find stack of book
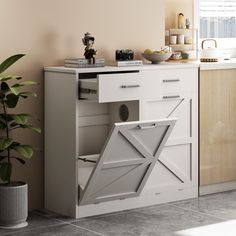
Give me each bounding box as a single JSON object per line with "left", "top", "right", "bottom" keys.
{"left": 64, "top": 58, "right": 105, "bottom": 68}
{"left": 114, "top": 60, "right": 143, "bottom": 67}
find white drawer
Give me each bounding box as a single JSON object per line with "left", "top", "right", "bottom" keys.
{"left": 161, "top": 68, "right": 197, "bottom": 94}
{"left": 143, "top": 68, "right": 197, "bottom": 99}
{"left": 79, "top": 72, "right": 143, "bottom": 103}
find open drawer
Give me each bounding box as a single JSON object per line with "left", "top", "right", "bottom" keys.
{"left": 78, "top": 118, "right": 176, "bottom": 205}
{"left": 79, "top": 72, "right": 142, "bottom": 103}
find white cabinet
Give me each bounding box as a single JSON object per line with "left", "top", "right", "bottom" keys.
{"left": 44, "top": 65, "right": 198, "bottom": 218}
{"left": 141, "top": 68, "right": 198, "bottom": 193}
{"left": 141, "top": 95, "right": 198, "bottom": 191}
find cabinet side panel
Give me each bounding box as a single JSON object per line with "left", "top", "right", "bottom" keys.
{"left": 44, "top": 71, "right": 77, "bottom": 217}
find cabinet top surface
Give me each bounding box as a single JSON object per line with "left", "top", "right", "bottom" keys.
{"left": 200, "top": 58, "right": 236, "bottom": 71}
{"left": 44, "top": 63, "right": 199, "bottom": 74}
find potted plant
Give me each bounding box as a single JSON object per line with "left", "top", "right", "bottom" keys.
{"left": 0, "top": 54, "right": 41, "bottom": 229}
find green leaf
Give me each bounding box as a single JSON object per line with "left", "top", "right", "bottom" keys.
{"left": 16, "top": 124, "right": 41, "bottom": 133}
{"left": 9, "top": 114, "right": 29, "bottom": 125}
{"left": 13, "top": 145, "right": 33, "bottom": 159}
{"left": 0, "top": 54, "right": 25, "bottom": 74}
{"left": 1, "top": 82, "right": 9, "bottom": 92}
{"left": 10, "top": 86, "right": 21, "bottom": 95}
{"left": 0, "top": 138, "right": 13, "bottom": 150}
{"left": 0, "top": 114, "right": 13, "bottom": 122}
{"left": 0, "top": 121, "right": 6, "bottom": 129}
{"left": 19, "top": 92, "right": 37, "bottom": 98}
{"left": 10, "top": 141, "right": 20, "bottom": 147}
{"left": 0, "top": 162, "right": 12, "bottom": 182}
{"left": 0, "top": 75, "right": 22, "bottom": 82}
{"left": 0, "top": 156, "right": 7, "bottom": 162}
{"left": 5, "top": 94, "right": 19, "bottom": 108}
{"left": 12, "top": 81, "right": 38, "bottom": 87}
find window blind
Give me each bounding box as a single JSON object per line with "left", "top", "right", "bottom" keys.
{"left": 200, "top": 0, "right": 236, "bottom": 38}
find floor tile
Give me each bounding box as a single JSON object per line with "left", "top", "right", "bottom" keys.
{"left": 175, "top": 219, "right": 236, "bottom": 236}
{"left": 172, "top": 190, "right": 236, "bottom": 220}
{"left": 33, "top": 209, "right": 77, "bottom": 223}
{"left": 0, "top": 211, "right": 62, "bottom": 235}
{"left": 1, "top": 223, "right": 103, "bottom": 236}
{"left": 72, "top": 204, "right": 222, "bottom": 236}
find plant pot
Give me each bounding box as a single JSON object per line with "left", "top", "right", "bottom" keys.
{"left": 0, "top": 182, "right": 28, "bottom": 229}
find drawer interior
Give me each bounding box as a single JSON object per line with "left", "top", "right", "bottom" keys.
{"left": 79, "top": 79, "right": 97, "bottom": 100}
{"left": 78, "top": 100, "right": 139, "bottom": 157}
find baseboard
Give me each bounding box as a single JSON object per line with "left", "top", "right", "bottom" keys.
{"left": 199, "top": 181, "right": 236, "bottom": 196}
{"left": 76, "top": 187, "right": 198, "bottom": 218}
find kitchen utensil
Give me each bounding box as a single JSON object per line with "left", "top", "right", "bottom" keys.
{"left": 184, "top": 36, "right": 192, "bottom": 44}
{"left": 181, "top": 51, "right": 189, "bottom": 59}
{"left": 170, "top": 35, "right": 177, "bottom": 45}
{"left": 170, "top": 52, "right": 182, "bottom": 60}
{"left": 200, "top": 39, "right": 219, "bottom": 62}
{"left": 178, "top": 13, "right": 185, "bottom": 29}
{"left": 177, "top": 35, "right": 185, "bottom": 44}
{"left": 141, "top": 52, "right": 172, "bottom": 64}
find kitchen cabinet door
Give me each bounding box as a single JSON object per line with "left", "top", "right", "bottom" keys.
{"left": 141, "top": 94, "right": 196, "bottom": 143}
{"left": 200, "top": 69, "right": 236, "bottom": 186}
{"left": 141, "top": 94, "right": 198, "bottom": 191}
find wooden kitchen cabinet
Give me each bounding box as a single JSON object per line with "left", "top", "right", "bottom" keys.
{"left": 44, "top": 65, "right": 198, "bottom": 218}
{"left": 200, "top": 69, "right": 236, "bottom": 192}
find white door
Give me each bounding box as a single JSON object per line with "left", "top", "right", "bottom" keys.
{"left": 79, "top": 118, "right": 176, "bottom": 205}
{"left": 141, "top": 93, "right": 198, "bottom": 192}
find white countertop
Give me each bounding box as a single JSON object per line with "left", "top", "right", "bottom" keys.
{"left": 200, "top": 58, "right": 236, "bottom": 70}
{"left": 44, "top": 62, "right": 199, "bottom": 74}
{"left": 44, "top": 58, "right": 236, "bottom": 73}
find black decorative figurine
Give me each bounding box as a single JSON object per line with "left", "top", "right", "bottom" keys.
{"left": 82, "top": 32, "right": 97, "bottom": 64}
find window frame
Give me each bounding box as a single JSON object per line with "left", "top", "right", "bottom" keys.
{"left": 195, "top": 0, "right": 236, "bottom": 49}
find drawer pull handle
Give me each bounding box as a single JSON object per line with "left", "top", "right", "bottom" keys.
{"left": 163, "top": 79, "right": 180, "bottom": 83}
{"left": 120, "top": 85, "right": 140, "bottom": 89}
{"left": 138, "top": 123, "right": 156, "bottom": 129}
{"left": 163, "top": 95, "right": 180, "bottom": 99}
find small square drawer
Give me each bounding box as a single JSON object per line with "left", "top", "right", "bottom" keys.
{"left": 142, "top": 68, "right": 198, "bottom": 99}
{"left": 160, "top": 68, "right": 197, "bottom": 94}
{"left": 79, "top": 72, "right": 143, "bottom": 103}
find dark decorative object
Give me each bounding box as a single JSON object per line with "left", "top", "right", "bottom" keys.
{"left": 119, "top": 104, "right": 129, "bottom": 121}
{"left": 82, "top": 32, "right": 97, "bottom": 64}
{"left": 115, "top": 49, "right": 134, "bottom": 61}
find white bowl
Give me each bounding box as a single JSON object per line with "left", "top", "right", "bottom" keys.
{"left": 141, "top": 52, "right": 172, "bottom": 64}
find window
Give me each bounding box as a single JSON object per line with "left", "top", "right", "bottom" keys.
{"left": 200, "top": 0, "right": 236, "bottom": 38}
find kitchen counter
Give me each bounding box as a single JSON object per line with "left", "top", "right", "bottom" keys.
{"left": 200, "top": 58, "right": 236, "bottom": 70}
{"left": 165, "top": 58, "right": 236, "bottom": 70}
{"left": 45, "top": 62, "right": 198, "bottom": 74}
{"left": 45, "top": 58, "right": 236, "bottom": 73}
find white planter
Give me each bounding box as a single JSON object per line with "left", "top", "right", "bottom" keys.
{"left": 0, "top": 182, "right": 28, "bottom": 229}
